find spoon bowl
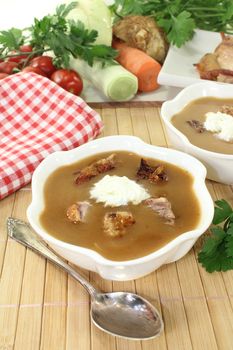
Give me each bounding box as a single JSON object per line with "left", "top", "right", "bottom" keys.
{"left": 92, "top": 291, "right": 163, "bottom": 339}
{"left": 7, "top": 217, "right": 163, "bottom": 340}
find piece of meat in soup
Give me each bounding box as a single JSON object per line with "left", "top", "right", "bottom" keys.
{"left": 103, "top": 211, "right": 135, "bottom": 237}
{"left": 186, "top": 120, "right": 206, "bottom": 133}
{"left": 75, "top": 154, "right": 116, "bottom": 185}
{"left": 137, "top": 159, "right": 168, "bottom": 183}
{"left": 144, "top": 197, "right": 175, "bottom": 225}
{"left": 67, "top": 201, "right": 91, "bottom": 223}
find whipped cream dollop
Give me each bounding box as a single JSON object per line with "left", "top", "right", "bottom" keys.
{"left": 204, "top": 111, "right": 233, "bottom": 142}
{"left": 90, "top": 175, "right": 150, "bottom": 207}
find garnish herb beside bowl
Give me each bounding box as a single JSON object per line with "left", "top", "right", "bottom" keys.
{"left": 198, "top": 199, "right": 233, "bottom": 273}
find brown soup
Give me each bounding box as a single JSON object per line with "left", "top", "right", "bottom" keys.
{"left": 40, "top": 151, "right": 201, "bottom": 261}
{"left": 171, "top": 97, "right": 233, "bottom": 155}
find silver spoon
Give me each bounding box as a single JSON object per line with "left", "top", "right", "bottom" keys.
{"left": 7, "top": 217, "right": 163, "bottom": 340}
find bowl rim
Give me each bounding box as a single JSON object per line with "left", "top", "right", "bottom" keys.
{"left": 161, "top": 81, "right": 233, "bottom": 160}
{"left": 27, "top": 135, "right": 214, "bottom": 266}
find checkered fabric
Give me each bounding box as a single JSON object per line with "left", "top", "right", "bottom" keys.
{"left": 0, "top": 72, "right": 103, "bottom": 200}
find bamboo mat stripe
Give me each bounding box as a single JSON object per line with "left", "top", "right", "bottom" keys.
{"left": 0, "top": 105, "right": 233, "bottom": 350}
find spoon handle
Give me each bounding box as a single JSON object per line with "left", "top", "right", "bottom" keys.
{"left": 7, "top": 217, "right": 97, "bottom": 297}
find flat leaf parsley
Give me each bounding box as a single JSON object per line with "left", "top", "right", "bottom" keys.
{"left": 0, "top": 2, "right": 117, "bottom": 67}
{"left": 198, "top": 199, "right": 233, "bottom": 273}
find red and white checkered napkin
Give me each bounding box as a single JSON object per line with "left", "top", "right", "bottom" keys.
{"left": 0, "top": 72, "right": 103, "bottom": 200}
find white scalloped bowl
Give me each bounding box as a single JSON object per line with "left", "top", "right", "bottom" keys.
{"left": 161, "top": 81, "right": 233, "bottom": 184}
{"left": 27, "top": 136, "right": 214, "bottom": 281}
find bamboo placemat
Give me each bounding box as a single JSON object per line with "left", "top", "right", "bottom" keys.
{"left": 0, "top": 103, "right": 233, "bottom": 350}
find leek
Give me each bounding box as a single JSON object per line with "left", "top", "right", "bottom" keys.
{"left": 70, "top": 58, "right": 138, "bottom": 101}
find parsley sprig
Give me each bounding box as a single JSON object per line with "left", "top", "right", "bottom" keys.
{"left": 198, "top": 199, "right": 233, "bottom": 273}
{"left": 109, "top": 0, "right": 233, "bottom": 47}
{"left": 0, "top": 2, "right": 117, "bottom": 67}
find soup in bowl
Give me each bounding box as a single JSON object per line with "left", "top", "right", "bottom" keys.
{"left": 27, "top": 136, "right": 214, "bottom": 280}
{"left": 161, "top": 81, "right": 233, "bottom": 184}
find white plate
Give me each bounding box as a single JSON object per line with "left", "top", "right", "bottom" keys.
{"left": 82, "top": 81, "right": 181, "bottom": 103}
{"left": 158, "top": 29, "right": 222, "bottom": 88}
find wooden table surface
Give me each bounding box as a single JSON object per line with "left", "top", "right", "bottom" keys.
{"left": 1, "top": 102, "right": 233, "bottom": 350}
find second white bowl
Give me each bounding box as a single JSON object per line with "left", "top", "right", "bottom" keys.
{"left": 161, "top": 81, "right": 233, "bottom": 184}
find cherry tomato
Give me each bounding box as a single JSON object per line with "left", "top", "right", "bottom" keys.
{"left": 8, "top": 45, "right": 33, "bottom": 64}
{"left": 21, "top": 66, "right": 47, "bottom": 77}
{"left": 19, "top": 45, "right": 33, "bottom": 53}
{"left": 29, "top": 56, "right": 56, "bottom": 77}
{"left": 0, "top": 61, "right": 18, "bottom": 74}
{"left": 0, "top": 73, "right": 9, "bottom": 79}
{"left": 51, "top": 69, "right": 83, "bottom": 95}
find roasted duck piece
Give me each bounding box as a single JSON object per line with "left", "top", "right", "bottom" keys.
{"left": 103, "top": 211, "right": 135, "bottom": 237}
{"left": 75, "top": 154, "right": 116, "bottom": 184}
{"left": 66, "top": 201, "right": 91, "bottom": 223}
{"left": 186, "top": 120, "right": 206, "bottom": 133}
{"left": 137, "top": 159, "right": 168, "bottom": 183}
{"left": 220, "top": 105, "right": 233, "bottom": 116}
{"left": 195, "top": 33, "right": 233, "bottom": 83}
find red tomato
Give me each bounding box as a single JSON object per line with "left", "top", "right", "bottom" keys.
{"left": 8, "top": 45, "right": 33, "bottom": 64}
{"left": 29, "top": 56, "right": 56, "bottom": 77}
{"left": 8, "top": 55, "right": 23, "bottom": 64}
{"left": 21, "top": 66, "right": 47, "bottom": 76}
{"left": 19, "top": 45, "right": 33, "bottom": 53}
{"left": 51, "top": 69, "right": 83, "bottom": 95}
{"left": 0, "top": 73, "right": 9, "bottom": 79}
{"left": 0, "top": 61, "right": 18, "bottom": 74}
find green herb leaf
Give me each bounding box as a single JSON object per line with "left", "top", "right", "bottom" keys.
{"left": 0, "top": 28, "right": 24, "bottom": 51}
{"left": 161, "top": 11, "right": 195, "bottom": 47}
{"left": 200, "top": 226, "right": 226, "bottom": 255}
{"left": 226, "top": 238, "right": 233, "bottom": 258}
{"left": 55, "top": 1, "right": 77, "bottom": 18}
{"left": 198, "top": 200, "right": 233, "bottom": 273}
{"left": 213, "top": 199, "right": 233, "bottom": 224}
{"left": 198, "top": 240, "right": 233, "bottom": 272}
{"left": 222, "top": 2, "right": 233, "bottom": 21}
{"left": 110, "top": 0, "right": 144, "bottom": 18}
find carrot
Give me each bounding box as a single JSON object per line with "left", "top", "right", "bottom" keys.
{"left": 112, "top": 40, "right": 161, "bottom": 92}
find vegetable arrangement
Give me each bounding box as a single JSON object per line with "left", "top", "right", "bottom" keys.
{"left": 1, "top": 0, "right": 233, "bottom": 100}
{"left": 198, "top": 200, "right": 233, "bottom": 272}
{"left": 0, "top": 0, "right": 142, "bottom": 100}
{"left": 109, "top": 0, "right": 233, "bottom": 47}
{"left": 0, "top": 1, "right": 117, "bottom": 96}
{"left": 67, "top": 0, "right": 139, "bottom": 101}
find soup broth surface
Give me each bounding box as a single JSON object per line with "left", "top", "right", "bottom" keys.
{"left": 40, "top": 151, "right": 201, "bottom": 261}
{"left": 172, "top": 97, "right": 233, "bottom": 154}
